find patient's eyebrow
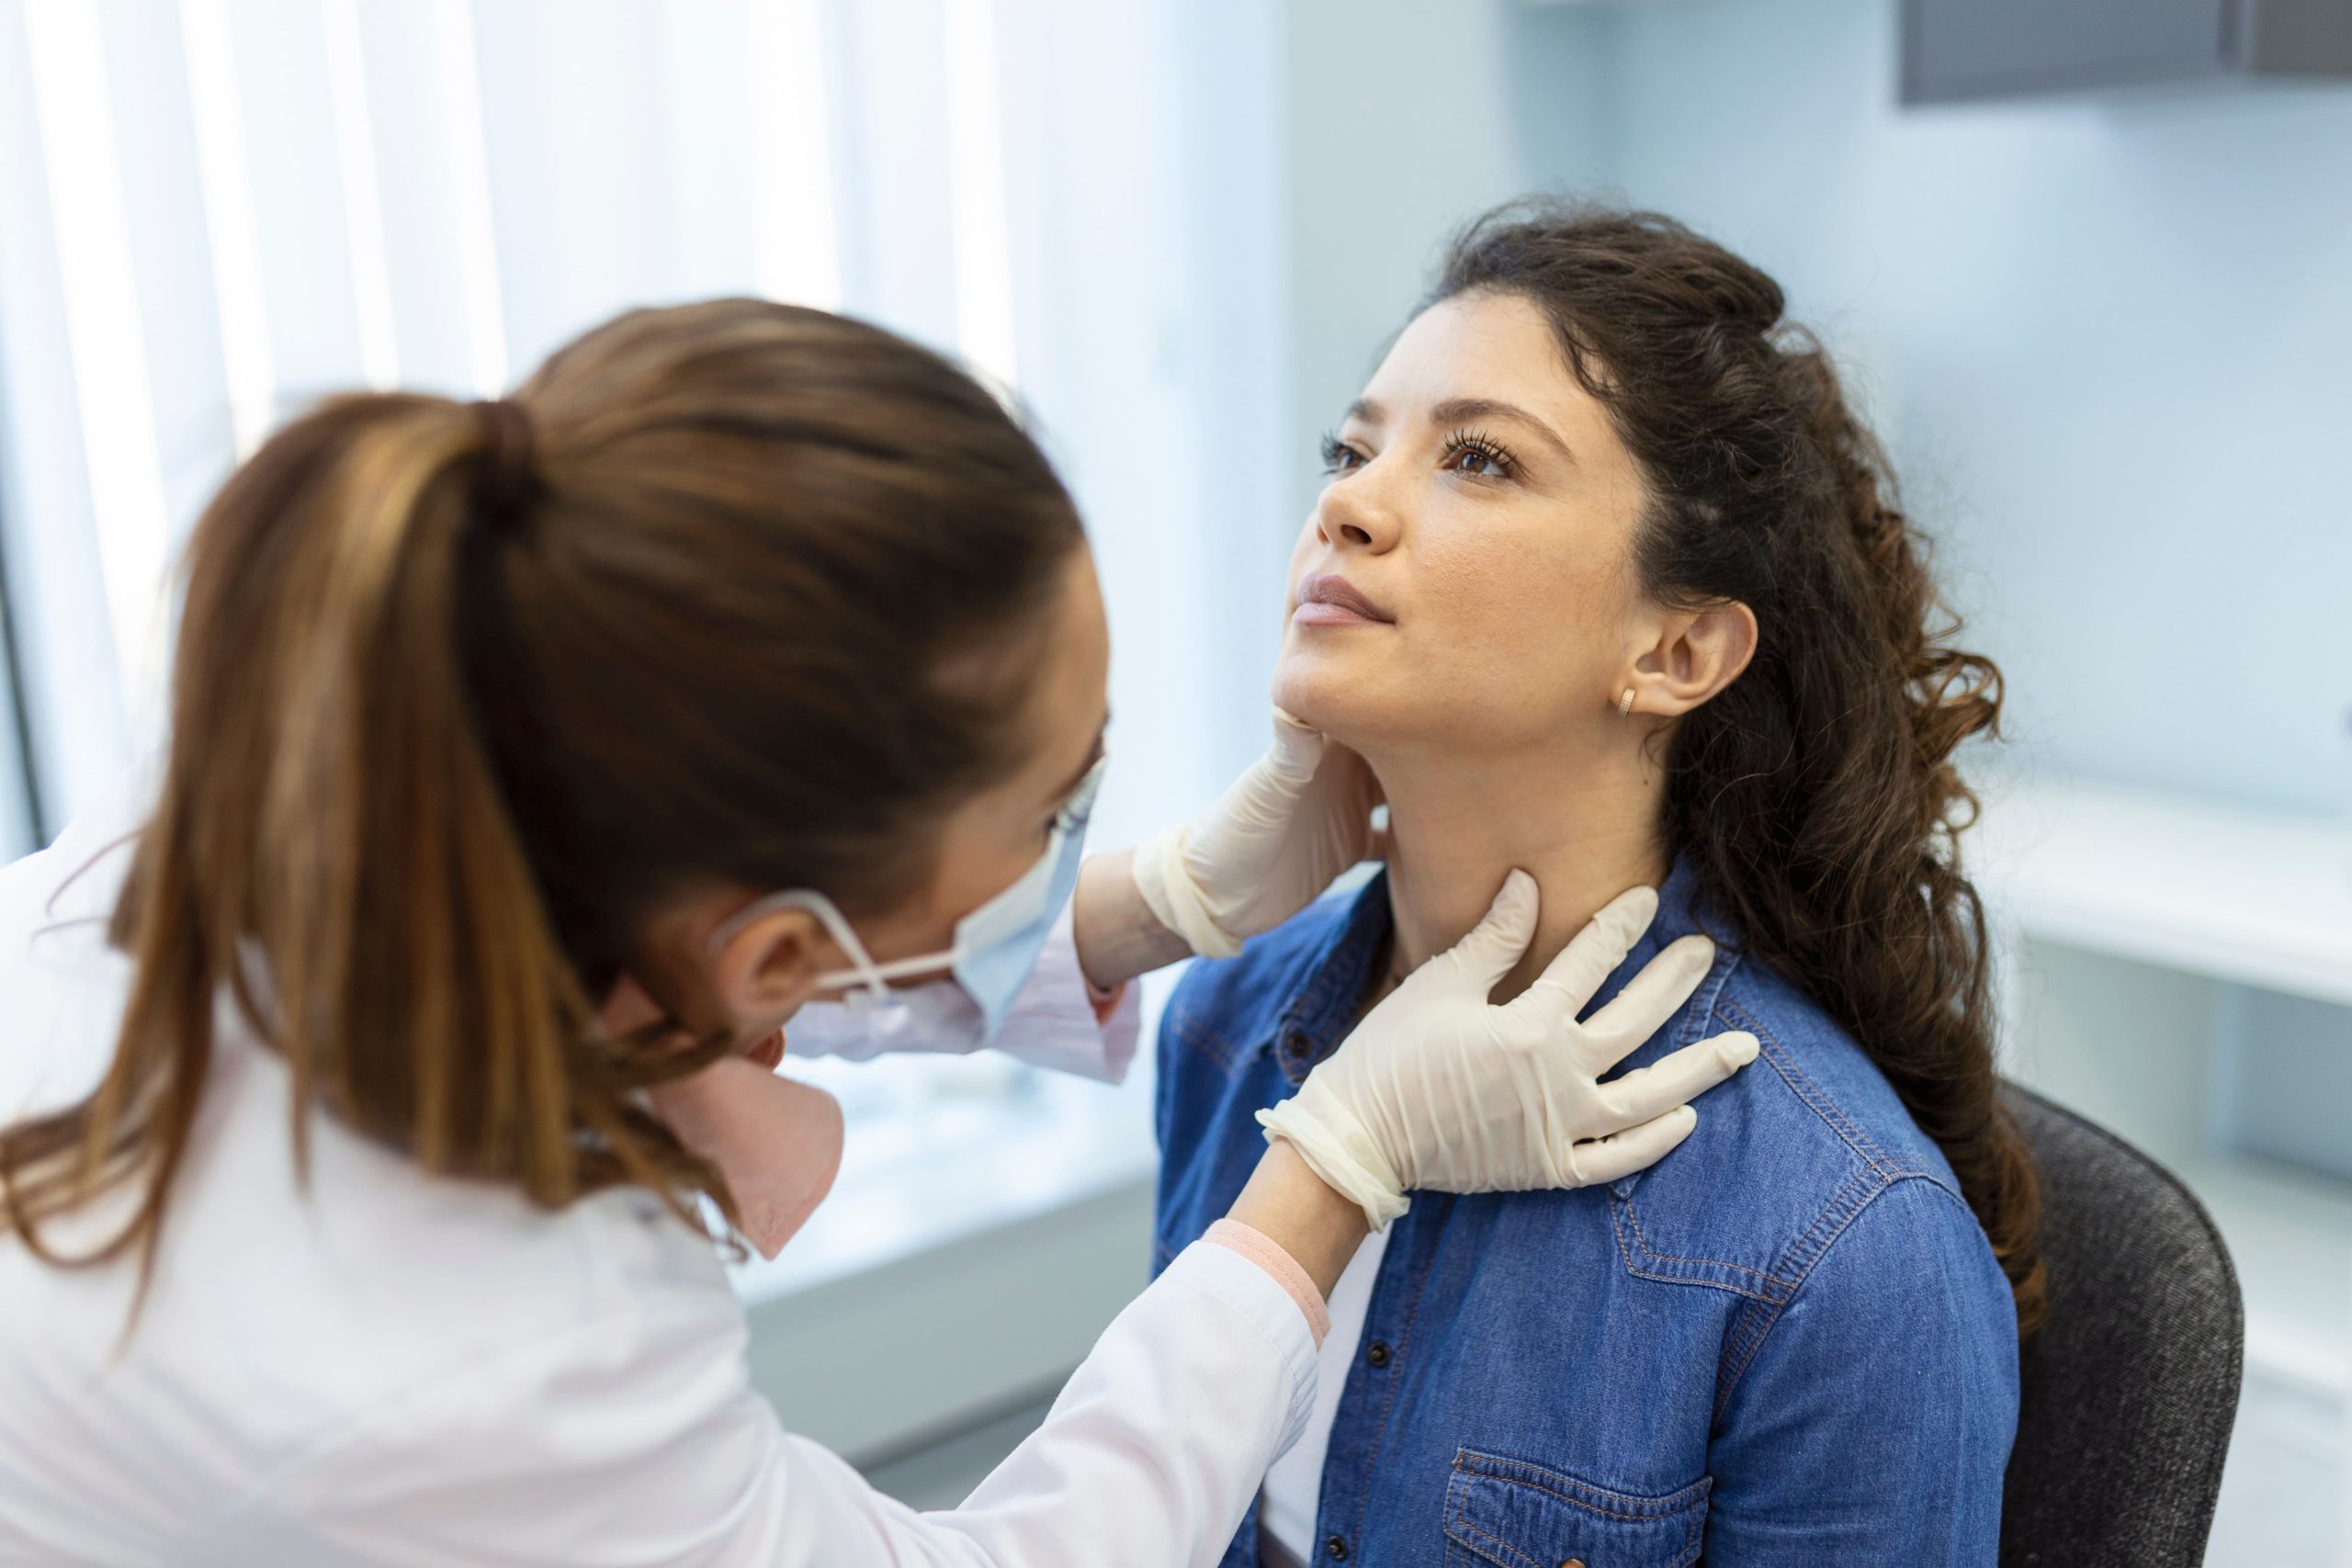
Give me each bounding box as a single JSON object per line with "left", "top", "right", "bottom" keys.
{"left": 1343, "top": 398, "right": 1385, "bottom": 428}
{"left": 1429, "top": 397, "right": 1576, "bottom": 465}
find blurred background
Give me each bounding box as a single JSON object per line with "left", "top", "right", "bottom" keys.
{"left": 0, "top": 0, "right": 2345, "bottom": 1560}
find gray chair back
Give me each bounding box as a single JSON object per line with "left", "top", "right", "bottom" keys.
{"left": 1998, "top": 1084, "right": 2244, "bottom": 1566}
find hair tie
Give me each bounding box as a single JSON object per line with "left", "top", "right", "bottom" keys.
{"left": 470, "top": 398, "right": 541, "bottom": 524}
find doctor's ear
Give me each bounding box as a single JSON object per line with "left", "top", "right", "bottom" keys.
{"left": 708, "top": 906, "right": 836, "bottom": 1025}
{"left": 1622, "top": 600, "right": 1758, "bottom": 720}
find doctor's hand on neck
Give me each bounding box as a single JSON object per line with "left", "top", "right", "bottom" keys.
{"left": 1238, "top": 864, "right": 1758, "bottom": 1295}
{"left": 1073, "top": 706, "right": 1385, "bottom": 990}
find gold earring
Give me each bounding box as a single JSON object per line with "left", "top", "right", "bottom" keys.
{"left": 1617, "top": 687, "right": 1636, "bottom": 720}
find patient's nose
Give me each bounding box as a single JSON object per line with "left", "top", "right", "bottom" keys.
{"left": 1317, "top": 472, "right": 1400, "bottom": 554}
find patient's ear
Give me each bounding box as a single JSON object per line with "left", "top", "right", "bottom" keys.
{"left": 1626, "top": 601, "right": 1758, "bottom": 718}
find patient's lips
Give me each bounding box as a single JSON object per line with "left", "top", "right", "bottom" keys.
{"left": 1295, "top": 574, "right": 1393, "bottom": 626}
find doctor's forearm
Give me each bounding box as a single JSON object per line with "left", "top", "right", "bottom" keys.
{"left": 1072, "top": 849, "right": 1193, "bottom": 990}
{"left": 1226, "top": 1140, "right": 1370, "bottom": 1303}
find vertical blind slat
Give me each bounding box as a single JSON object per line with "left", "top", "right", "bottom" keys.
{"left": 20, "top": 0, "right": 167, "bottom": 760}
{"left": 177, "top": 0, "right": 276, "bottom": 459}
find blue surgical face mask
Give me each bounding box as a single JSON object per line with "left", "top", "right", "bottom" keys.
{"left": 715, "top": 755, "right": 1107, "bottom": 1048}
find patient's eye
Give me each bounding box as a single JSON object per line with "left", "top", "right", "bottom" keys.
{"left": 1440, "top": 428, "right": 1517, "bottom": 481}
{"left": 1318, "top": 432, "right": 1365, "bottom": 476}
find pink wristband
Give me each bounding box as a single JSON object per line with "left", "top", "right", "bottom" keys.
{"left": 1204, "top": 1218, "right": 1330, "bottom": 1348}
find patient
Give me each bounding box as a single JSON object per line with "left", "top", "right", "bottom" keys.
{"left": 1152, "top": 203, "right": 2039, "bottom": 1566}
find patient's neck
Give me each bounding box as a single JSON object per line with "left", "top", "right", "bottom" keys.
{"left": 1374, "top": 735, "right": 1669, "bottom": 1007}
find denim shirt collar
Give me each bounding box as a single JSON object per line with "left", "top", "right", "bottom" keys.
{"left": 1269, "top": 854, "right": 1724, "bottom": 1089}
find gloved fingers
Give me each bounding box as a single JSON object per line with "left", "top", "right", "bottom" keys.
{"left": 1437, "top": 868, "right": 1542, "bottom": 991}
{"left": 1561, "top": 1104, "right": 1698, "bottom": 1187}
{"left": 1264, "top": 706, "right": 1327, "bottom": 787}
{"left": 1195, "top": 711, "right": 1326, "bottom": 851}
{"left": 1577, "top": 934, "right": 1717, "bottom": 1065}
{"left": 1589, "top": 1030, "right": 1759, "bottom": 1127}
{"left": 1501, "top": 885, "right": 1658, "bottom": 1027}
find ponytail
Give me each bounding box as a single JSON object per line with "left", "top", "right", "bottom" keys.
{"left": 2, "top": 299, "right": 1084, "bottom": 1307}
{"left": 3, "top": 396, "right": 724, "bottom": 1303}
{"left": 1433, "top": 204, "right": 2046, "bottom": 1333}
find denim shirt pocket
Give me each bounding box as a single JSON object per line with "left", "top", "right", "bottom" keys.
{"left": 1443, "top": 1449, "right": 1710, "bottom": 1568}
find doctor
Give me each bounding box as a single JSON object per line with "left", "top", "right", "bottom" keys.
{"left": 0, "top": 299, "right": 1754, "bottom": 1566}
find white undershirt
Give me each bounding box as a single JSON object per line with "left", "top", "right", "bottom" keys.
{"left": 1259, "top": 1223, "right": 1393, "bottom": 1565}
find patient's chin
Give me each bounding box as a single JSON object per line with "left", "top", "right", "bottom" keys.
{"left": 1271, "top": 655, "right": 1335, "bottom": 729}
{"left": 1276, "top": 652, "right": 1535, "bottom": 761}
{"left": 1272, "top": 654, "right": 1391, "bottom": 752}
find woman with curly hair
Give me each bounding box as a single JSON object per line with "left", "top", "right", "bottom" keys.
{"left": 1149, "top": 202, "right": 2040, "bottom": 1567}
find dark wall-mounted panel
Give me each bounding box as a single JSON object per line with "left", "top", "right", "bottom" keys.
{"left": 1902, "top": 0, "right": 2352, "bottom": 103}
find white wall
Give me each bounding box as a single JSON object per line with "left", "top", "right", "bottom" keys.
{"left": 994, "top": 0, "right": 1294, "bottom": 828}
{"left": 1384, "top": 0, "right": 2352, "bottom": 816}
{"left": 1278, "top": 0, "right": 1611, "bottom": 524}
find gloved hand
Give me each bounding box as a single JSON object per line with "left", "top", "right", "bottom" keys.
{"left": 1259, "top": 872, "right": 1758, "bottom": 1228}
{"left": 1131, "top": 708, "right": 1381, "bottom": 958}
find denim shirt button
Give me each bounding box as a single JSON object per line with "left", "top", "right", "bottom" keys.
{"left": 1324, "top": 1536, "right": 1349, "bottom": 1561}
{"left": 1364, "top": 1339, "right": 1391, "bottom": 1369}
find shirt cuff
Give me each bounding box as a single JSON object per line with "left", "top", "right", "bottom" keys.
{"left": 1204, "top": 1218, "right": 1330, "bottom": 1348}
{"left": 1159, "top": 1238, "right": 1320, "bottom": 1458}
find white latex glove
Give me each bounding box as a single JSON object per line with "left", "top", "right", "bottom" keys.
{"left": 1259, "top": 872, "right": 1759, "bottom": 1228}
{"left": 1132, "top": 708, "right": 1381, "bottom": 958}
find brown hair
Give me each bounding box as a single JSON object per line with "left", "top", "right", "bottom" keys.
{"left": 0, "top": 299, "right": 1084, "bottom": 1300}
{"left": 1433, "top": 202, "right": 2044, "bottom": 1332}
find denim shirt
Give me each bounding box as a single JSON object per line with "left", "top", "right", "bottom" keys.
{"left": 1152, "top": 859, "right": 2018, "bottom": 1567}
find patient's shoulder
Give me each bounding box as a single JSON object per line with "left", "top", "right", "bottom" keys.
{"left": 1608, "top": 951, "right": 1991, "bottom": 1306}
{"left": 1713, "top": 955, "right": 1955, "bottom": 1178}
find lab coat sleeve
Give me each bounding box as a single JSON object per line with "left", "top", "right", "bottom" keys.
{"left": 782, "top": 907, "right": 1143, "bottom": 1084}
{"left": 192, "top": 1238, "right": 1316, "bottom": 1568}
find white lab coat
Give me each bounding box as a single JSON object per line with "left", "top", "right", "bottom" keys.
{"left": 0, "top": 777, "right": 1317, "bottom": 1566}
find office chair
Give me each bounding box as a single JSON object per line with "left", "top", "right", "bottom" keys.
{"left": 1997, "top": 1083, "right": 2244, "bottom": 1566}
